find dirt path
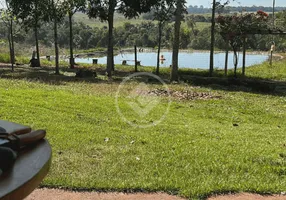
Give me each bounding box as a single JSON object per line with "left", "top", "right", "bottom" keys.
{"left": 25, "top": 189, "right": 286, "bottom": 200}
{"left": 25, "top": 189, "right": 186, "bottom": 200}
{"left": 209, "top": 193, "right": 286, "bottom": 200}
{"left": 0, "top": 63, "right": 11, "bottom": 67}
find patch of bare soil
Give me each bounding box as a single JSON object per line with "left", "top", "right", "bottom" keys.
{"left": 0, "top": 63, "right": 11, "bottom": 67}
{"left": 148, "top": 88, "right": 222, "bottom": 100}
{"left": 25, "top": 189, "right": 186, "bottom": 200}
{"left": 273, "top": 53, "right": 285, "bottom": 60}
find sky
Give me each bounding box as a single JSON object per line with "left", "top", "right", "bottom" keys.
{"left": 187, "top": 0, "right": 285, "bottom": 8}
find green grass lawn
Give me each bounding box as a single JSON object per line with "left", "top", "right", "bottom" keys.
{"left": 0, "top": 61, "right": 286, "bottom": 199}
{"left": 246, "top": 60, "right": 286, "bottom": 81}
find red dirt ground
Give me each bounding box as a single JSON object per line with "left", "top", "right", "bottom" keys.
{"left": 25, "top": 189, "right": 286, "bottom": 200}
{"left": 25, "top": 189, "right": 186, "bottom": 200}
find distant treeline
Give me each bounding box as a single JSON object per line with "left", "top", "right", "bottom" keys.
{"left": 1, "top": 15, "right": 286, "bottom": 53}
{"left": 187, "top": 5, "right": 286, "bottom": 14}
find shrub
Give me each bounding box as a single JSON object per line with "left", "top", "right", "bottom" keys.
{"left": 0, "top": 53, "right": 10, "bottom": 63}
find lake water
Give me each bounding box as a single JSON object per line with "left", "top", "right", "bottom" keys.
{"left": 74, "top": 51, "right": 269, "bottom": 69}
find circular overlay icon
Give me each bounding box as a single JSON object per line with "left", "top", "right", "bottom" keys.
{"left": 115, "top": 72, "right": 171, "bottom": 128}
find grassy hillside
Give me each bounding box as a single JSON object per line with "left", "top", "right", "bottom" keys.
{"left": 74, "top": 12, "right": 149, "bottom": 28}
{"left": 73, "top": 12, "right": 211, "bottom": 30}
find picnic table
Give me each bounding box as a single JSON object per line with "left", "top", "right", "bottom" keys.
{"left": 0, "top": 120, "right": 51, "bottom": 200}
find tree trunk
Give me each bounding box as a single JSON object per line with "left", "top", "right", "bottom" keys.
{"left": 54, "top": 17, "right": 60, "bottom": 75}
{"left": 9, "top": 19, "right": 15, "bottom": 71}
{"left": 242, "top": 36, "right": 246, "bottom": 76}
{"left": 134, "top": 45, "right": 138, "bottom": 72}
{"left": 35, "top": 25, "right": 40, "bottom": 67}
{"left": 7, "top": 32, "right": 13, "bottom": 71}
{"left": 270, "top": 50, "right": 273, "bottom": 66}
{"left": 34, "top": 1, "right": 40, "bottom": 67}
{"left": 156, "top": 22, "right": 163, "bottom": 75}
{"left": 69, "top": 12, "right": 74, "bottom": 69}
{"left": 224, "top": 38, "right": 229, "bottom": 76}
{"left": 209, "top": 0, "right": 216, "bottom": 77}
{"left": 233, "top": 48, "right": 238, "bottom": 78}
{"left": 171, "top": 0, "right": 182, "bottom": 82}
{"left": 106, "top": 10, "right": 114, "bottom": 77}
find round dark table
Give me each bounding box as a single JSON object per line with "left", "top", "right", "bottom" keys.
{"left": 0, "top": 139, "right": 51, "bottom": 200}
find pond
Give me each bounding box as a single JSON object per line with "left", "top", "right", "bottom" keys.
{"left": 74, "top": 51, "right": 269, "bottom": 69}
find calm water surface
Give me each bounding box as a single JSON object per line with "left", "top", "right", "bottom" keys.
{"left": 74, "top": 51, "right": 269, "bottom": 69}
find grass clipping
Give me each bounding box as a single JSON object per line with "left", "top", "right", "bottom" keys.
{"left": 147, "top": 88, "right": 222, "bottom": 100}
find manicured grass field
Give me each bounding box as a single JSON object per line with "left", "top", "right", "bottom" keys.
{"left": 0, "top": 61, "right": 286, "bottom": 199}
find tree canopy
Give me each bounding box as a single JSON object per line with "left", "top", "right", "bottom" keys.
{"left": 87, "top": 0, "right": 159, "bottom": 20}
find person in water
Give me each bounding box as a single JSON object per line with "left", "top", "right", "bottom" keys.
{"left": 160, "top": 55, "right": 166, "bottom": 64}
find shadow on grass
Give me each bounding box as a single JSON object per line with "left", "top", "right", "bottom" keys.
{"left": 0, "top": 65, "right": 107, "bottom": 85}
{"left": 178, "top": 69, "right": 286, "bottom": 97}
{"left": 0, "top": 64, "right": 286, "bottom": 96}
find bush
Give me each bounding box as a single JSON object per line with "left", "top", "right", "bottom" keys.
{"left": 16, "top": 56, "right": 30, "bottom": 64}
{"left": 0, "top": 53, "right": 10, "bottom": 63}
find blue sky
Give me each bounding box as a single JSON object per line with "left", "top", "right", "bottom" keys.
{"left": 186, "top": 0, "right": 285, "bottom": 8}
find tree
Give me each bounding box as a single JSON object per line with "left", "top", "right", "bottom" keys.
{"left": 209, "top": 0, "right": 216, "bottom": 77}
{"left": 216, "top": 11, "right": 270, "bottom": 77}
{"left": 153, "top": 0, "right": 175, "bottom": 75}
{"left": 171, "top": 0, "right": 186, "bottom": 81}
{"left": 209, "top": 0, "right": 228, "bottom": 76}
{"left": 185, "top": 15, "right": 196, "bottom": 32}
{"left": 276, "top": 10, "right": 286, "bottom": 28}
{"left": 86, "top": 0, "right": 158, "bottom": 77}
{"left": 210, "top": 0, "right": 232, "bottom": 76}
{"left": 9, "top": 0, "right": 47, "bottom": 67}
{"left": 0, "top": 0, "right": 16, "bottom": 71}
{"left": 62, "top": 0, "right": 86, "bottom": 69}
{"left": 48, "top": 0, "right": 66, "bottom": 74}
